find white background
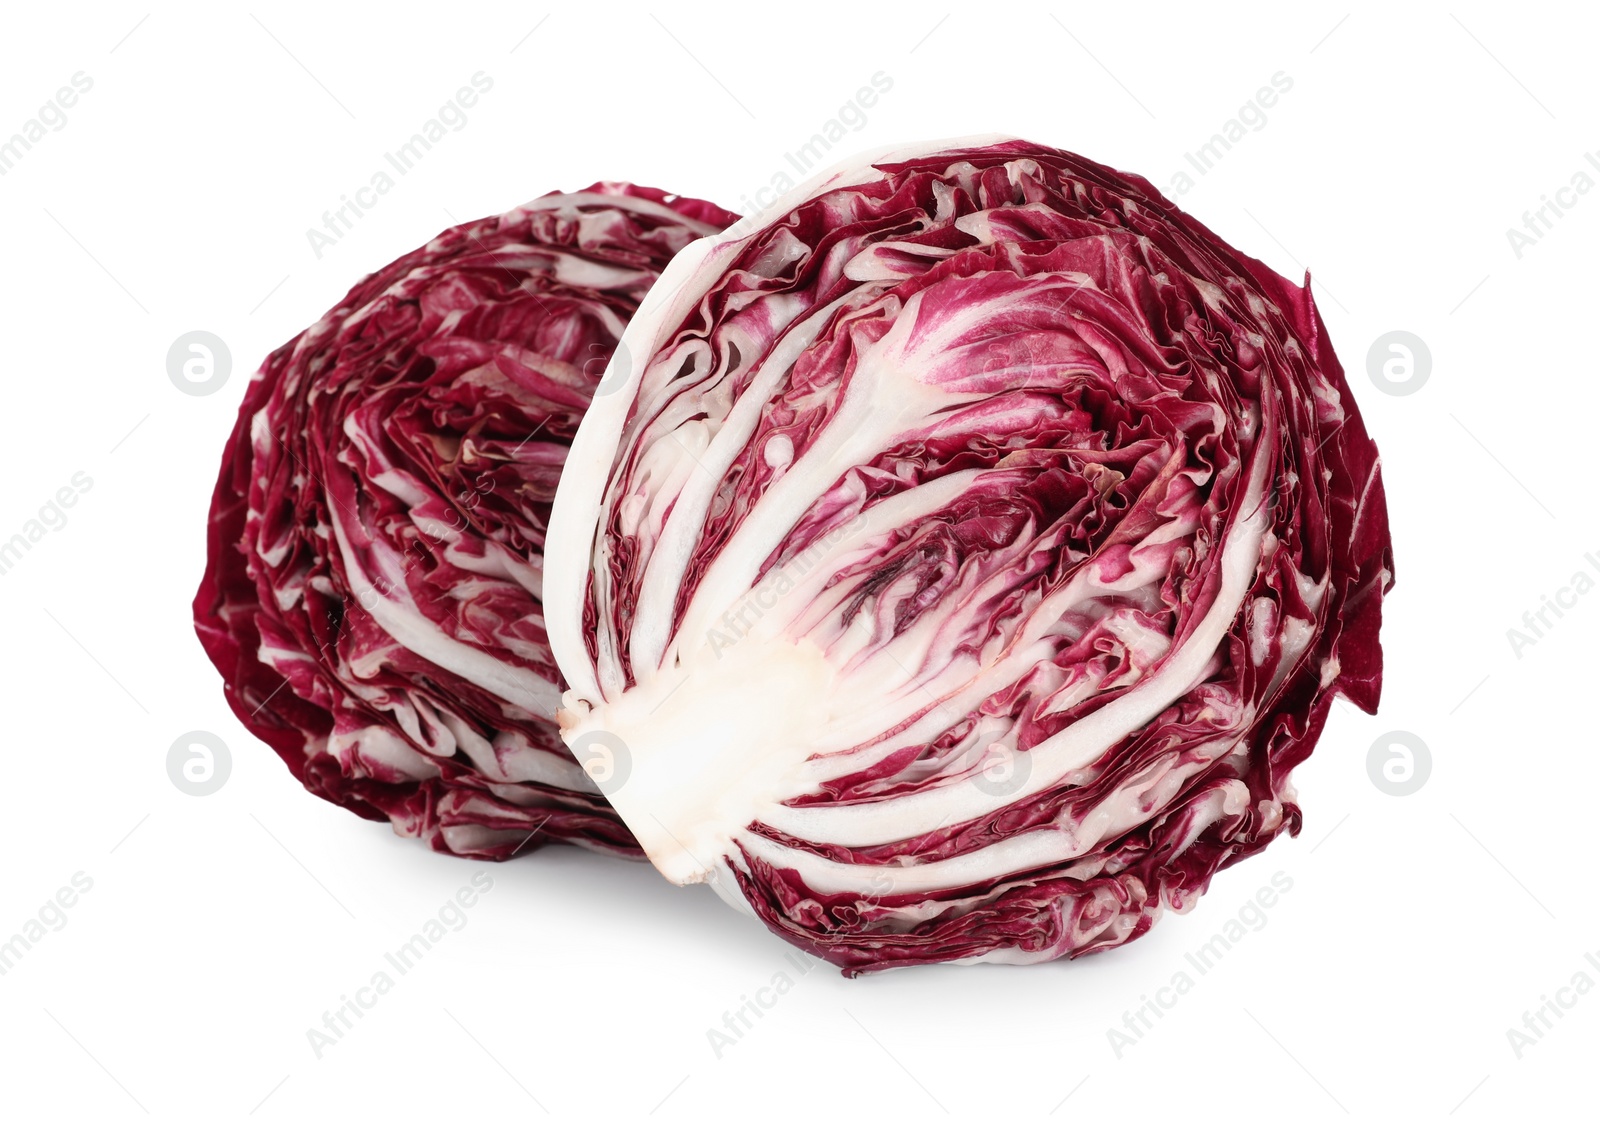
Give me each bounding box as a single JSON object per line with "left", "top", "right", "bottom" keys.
{"left": 0, "top": 2, "right": 1592, "bottom": 1125}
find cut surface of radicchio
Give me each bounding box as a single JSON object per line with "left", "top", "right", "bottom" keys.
{"left": 195, "top": 183, "right": 738, "bottom": 859}
{"left": 545, "top": 138, "right": 1392, "bottom": 973}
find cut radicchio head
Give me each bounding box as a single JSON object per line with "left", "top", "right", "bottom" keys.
{"left": 194, "top": 184, "right": 738, "bottom": 859}
{"left": 545, "top": 139, "right": 1392, "bottom": 973}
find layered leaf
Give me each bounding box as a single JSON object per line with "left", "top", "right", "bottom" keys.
{"left": 547, "top": 140, "right": 1392, "bottom": 972}
{"left": 195, "top": 184, "right": 737, "bottom": 858}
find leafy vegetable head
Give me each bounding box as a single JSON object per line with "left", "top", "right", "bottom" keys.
{"left": 194, "top": 184, "right": 737, "bottom": 859}
{"left": 547, "top": 139, "right": 1392, "bottom": 973}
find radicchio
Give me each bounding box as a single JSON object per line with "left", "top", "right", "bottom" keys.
{"left": 546, "top": 139, "right": 1392, "bottom": 972}
{"left": 195, "top": 184, "right": 737, "bottom": 859}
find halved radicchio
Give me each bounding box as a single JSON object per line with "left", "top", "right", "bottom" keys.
{"left": 545, "top": 139, "right": 1392, "bottom": 972}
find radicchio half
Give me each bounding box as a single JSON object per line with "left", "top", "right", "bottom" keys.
{"left": 546, "top": 139, "right": 1392, "bottom": 972}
